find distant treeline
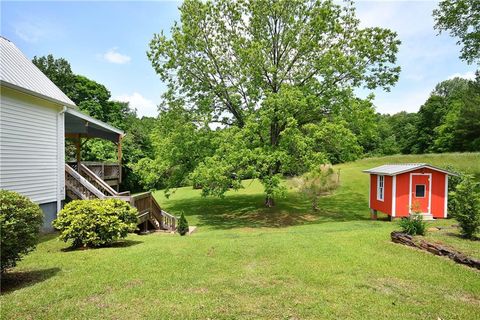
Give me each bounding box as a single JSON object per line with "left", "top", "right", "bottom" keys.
{"left": 374, "top": 76, "right": 480, "bottom": 155}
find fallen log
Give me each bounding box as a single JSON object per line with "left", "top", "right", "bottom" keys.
{"left": 391, "top": 231, "right": 480, "bottom": 270}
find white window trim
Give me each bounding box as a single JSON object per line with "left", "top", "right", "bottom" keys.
{"left": 377, "top": 175, "right": 384, "bottom": 201}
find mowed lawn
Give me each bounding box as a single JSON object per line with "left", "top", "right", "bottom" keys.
{"left": 1, "top": 153, "right": 480, "bottom": 319}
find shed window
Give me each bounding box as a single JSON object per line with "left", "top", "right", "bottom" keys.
{"left": 377, "top": 175, "right": 384, "bottom": 201}
{"left": 415, "top": 185, "right": 425, "bottom": 198}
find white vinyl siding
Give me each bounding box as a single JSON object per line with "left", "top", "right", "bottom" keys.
{"left": 377, "top": 175, "right": 384, "bottom": 201}
{"left": 0, "top": 90, "right": 64, "bottom": 204}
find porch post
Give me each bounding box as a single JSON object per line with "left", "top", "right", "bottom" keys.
{"left": 75, "top": 134, "right": 81, "bottom": 172}
{"left": 117, "top": 134, "right": 123, "bottom": 189}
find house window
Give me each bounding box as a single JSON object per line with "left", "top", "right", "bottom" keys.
{"left": 415, "top": 184, "right": 425, "bottom": 198}
{"left": 377, "top": 175, "right": 384, "bottom": 201}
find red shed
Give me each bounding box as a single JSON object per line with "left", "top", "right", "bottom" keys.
{"left": 363, "top": 163, "right": 456, "bottom": 220}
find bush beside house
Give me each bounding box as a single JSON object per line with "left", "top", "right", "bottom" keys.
{"left": 53, "top": 199, "right": 138, "bottom": 248}
{"left": 0, "top": 190, "right": 43, "bottom": 272}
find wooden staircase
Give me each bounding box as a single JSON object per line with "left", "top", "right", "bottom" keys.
{"left": 65, "top": 163, "right": 177, "bottom": 232}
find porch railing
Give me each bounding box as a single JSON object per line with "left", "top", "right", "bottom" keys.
{"left": 67, "top": 161, "right": 122, "bottom": 185}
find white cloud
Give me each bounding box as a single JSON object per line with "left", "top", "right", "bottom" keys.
{"left": 114, "top": 92, "right": 158, "bottom": 117}
{"left": 103, "top": 48, "right": 131, "bottom": 64}
{"left": 447, "top": 71, "right": 476, "bottom": 80}
{"left": 14, "top": 20, "right": 53, "bottom": 43}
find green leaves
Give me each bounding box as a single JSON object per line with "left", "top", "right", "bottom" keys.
{"left": 0, "top": 190, "right": 43, "bottom": 272}
{"left": 450, "top": 174, "right": 480, "bottom": 239}
{"left": 434, "top": 0, "right": 480, "bottom": 64}
{"left": 148, "top": 0, "right": 401, "bottom": 204}
{"left": 53, "top": 199, "right": 138, "bottom": 248}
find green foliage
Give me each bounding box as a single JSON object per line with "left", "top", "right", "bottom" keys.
{"left": 304, "top": 120, "right": 363, "bottom": 164}
{"left": 32, "top": 54, "right": 75, "bottom": 94}
{"left": 148, "top": 0, "right": 400, "bottom": 205}
{"left": 450, "top": 174, "right": 480, "bottom": 238}
{"left": 412, "top": 77, "right": 480, "bottom": 154}
{"left": 433, "top": 0, "right": 480, "bottom": 64}
{"left": 53, "top": 199, "right": 138, "bottom": 248}
{"left": 399, "top": 214, "right": 427, "bottom": 236}
{"left": 177, "top": 212, "right": 189, "bottom": 236}
{"left": 133, "top": 106, "right": 216, "bottom": 192}
{"left": 0, "top": 190, "right": 43, "bottom": 272}
{"left": 293, "top": 165, "right": 340, "bottom": 211}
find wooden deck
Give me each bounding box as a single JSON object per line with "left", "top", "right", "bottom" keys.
{"left": 64, "top": 163, "right": 177, "bottom": 232}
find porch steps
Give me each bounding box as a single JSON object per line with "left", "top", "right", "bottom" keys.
{"left": 420, "top": 214, "right": 434, "bottom": 221}
{"left": 64, "top": 163, "right": 178, "bottom": 232}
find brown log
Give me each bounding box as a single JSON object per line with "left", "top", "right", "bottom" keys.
{"left": 391, "top": 231, "right": 480, "bottom": 270}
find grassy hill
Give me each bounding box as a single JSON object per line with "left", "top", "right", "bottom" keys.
{"left": 2, "top": 153, "right": 479, "bottom": 319}
{"left": 154, "top": 152, "right": 480, "bottom": 229}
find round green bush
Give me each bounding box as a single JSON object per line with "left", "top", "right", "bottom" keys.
{"left": 53, "top": 199, "right": 138, "bottom": 248}
{"left": 0, "top": 190, "right": 43, "bottom": 272}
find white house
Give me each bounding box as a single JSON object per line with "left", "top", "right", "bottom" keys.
{"left": 0, "top": 36, "right": 125, "bottom": 231}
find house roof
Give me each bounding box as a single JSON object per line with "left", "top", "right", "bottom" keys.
{"left": 363, "top": 163, "right": 457, "bottom": 176}
{"left": 0, "top": 36, "right": 76, "bottom": 108}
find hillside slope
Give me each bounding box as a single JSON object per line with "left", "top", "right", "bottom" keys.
{"left": 155, "top": 153, "right": 480, "bottom": 228}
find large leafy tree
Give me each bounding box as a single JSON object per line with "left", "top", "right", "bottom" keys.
{"left": 149, "top": 0, "right": 400, "bottom": 206}
{"left": 433, "top": 0, "right": 480, "bottom": 64}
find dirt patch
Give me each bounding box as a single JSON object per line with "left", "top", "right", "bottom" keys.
{"left": 366, "top": 277, "right": 416, "bottom": 296}
{"left": 125, "top": 279, "right": 144, "bottom": 289}
{"left": 445, "top": 292, "right": 480, "bottom": 305}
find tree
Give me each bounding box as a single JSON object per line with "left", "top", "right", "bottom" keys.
{"left": 412, "top": 77, "right": 474, "bottom": 153}
{"left": 433, "top": 0, "right": 480, "bottom": 64}
{"left": 450, "top": 175, "right": 480, "bottom": 239}
{"left": 32, "top": 54, "right": 75, "bottom": 94}
{"left": 132, "top": 106, "right": 216, "bottom": 191}
{"left": 149, "top": 0, "right": 400, "bottom": 206}
{"left": 293, "top": 165, "right": 339, "bottom": 211}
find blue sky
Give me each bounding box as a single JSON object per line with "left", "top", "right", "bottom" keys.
{"left": 1, "top": 1, "right": 476, "bottom": 117}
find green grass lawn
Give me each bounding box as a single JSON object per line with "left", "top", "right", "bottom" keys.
{"left": 1, "top": 153, "right": 479, "bottom": 319}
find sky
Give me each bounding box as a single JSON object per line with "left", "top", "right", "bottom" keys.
{"left": 1, "top": 0, "right": 476, "bottom": 117}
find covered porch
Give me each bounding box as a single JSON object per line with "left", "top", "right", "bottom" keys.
{"left": 64, "top": 108, "right": 124, "bottom": 189}
{"left": 62, "top": 108, "right": 178, "bottom": 232}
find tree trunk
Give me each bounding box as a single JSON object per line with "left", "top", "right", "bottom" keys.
{"left": 265, "top": 196, "right": 275, "bottom": 207}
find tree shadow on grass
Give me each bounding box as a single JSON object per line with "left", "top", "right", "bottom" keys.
{"left": 1, "top": 267, "right": 60, "bottom": 294}
{"left": 60, "top": 240, "right": 143, "bottom": 252}
{"left": 163, "top": 190, "right": 371, "bottom": 230}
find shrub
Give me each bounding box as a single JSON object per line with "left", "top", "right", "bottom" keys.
{"left": 177, "top": 212, "right": 189, "bottom": 236}
{"left": 399, "top": 205, "right": 427, "bottom": 236}
{"left": 53, "top": 199, "right": 138, "bottom": 247}
{"left": 450, "top": 175, "right": 480, "bottom": 239}
{"left": 0, "top": 190, "right": 43, "bottom": 272}
{"left": 292, "top": 165, "right": 339, "bottom": 211}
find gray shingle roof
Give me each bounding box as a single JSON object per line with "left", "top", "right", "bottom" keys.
{"left": 363, "top": 163, "right": 457, "bottom": 176}
{"left": 0, "top": 36, "right": 76, "bottom": 107}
